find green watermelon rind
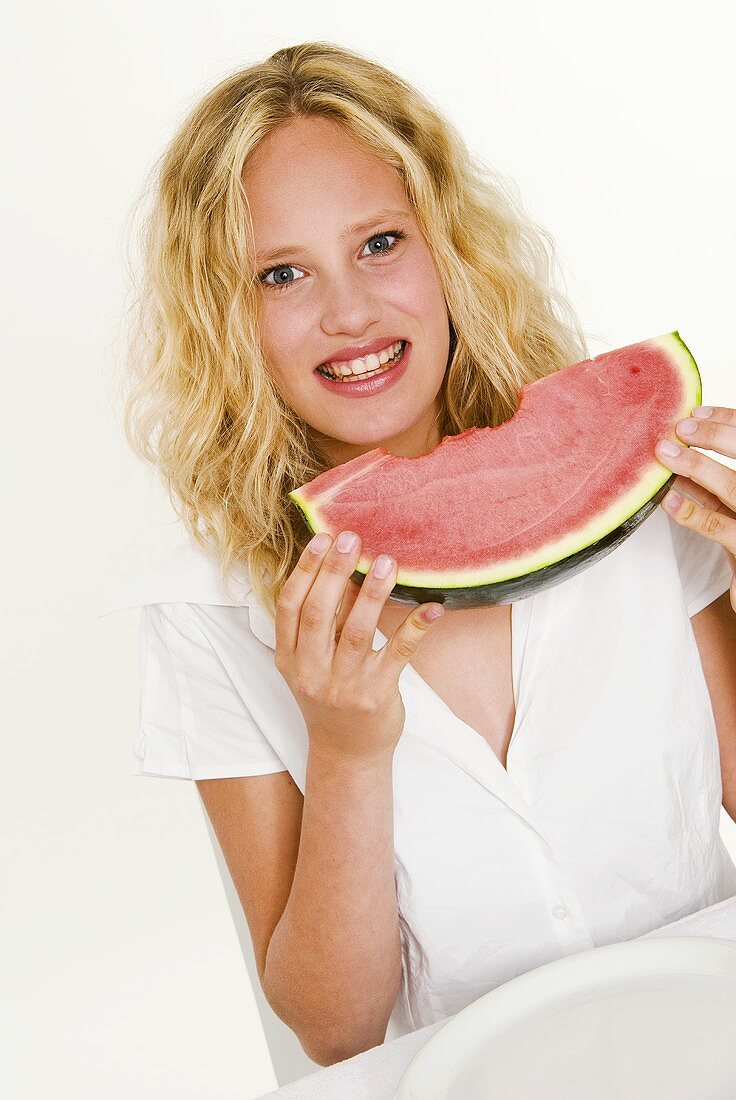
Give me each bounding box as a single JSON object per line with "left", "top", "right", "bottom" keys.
{"left": 288, "top": 331, "right": 700, "bottom": 601}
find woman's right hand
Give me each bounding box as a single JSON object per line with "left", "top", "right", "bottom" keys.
{"left": 274, "top": 529, "right": 445, "bottom": 765}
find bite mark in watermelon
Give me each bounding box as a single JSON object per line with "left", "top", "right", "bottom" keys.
{"left": 288, "top": 332, "right": 699, "bottom": 608}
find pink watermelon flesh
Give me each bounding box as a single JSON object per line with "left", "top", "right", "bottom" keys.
{"left": 288, "top": 332, "right": 699, "bottom": 597}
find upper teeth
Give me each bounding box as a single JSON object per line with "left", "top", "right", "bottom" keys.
{"left": 319, "top": 340, "right": 405, "bottom": 378}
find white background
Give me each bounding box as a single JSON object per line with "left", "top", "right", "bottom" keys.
{"left": 5, "top": 1, "right": 736, "bottom": 1097}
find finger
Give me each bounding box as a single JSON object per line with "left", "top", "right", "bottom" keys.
{"left": 334, "top": 576, "right": 362, "bottom": 637}
{"left": 662, "top": 485, "right": 736, "bottom": 559}
{"left": 332, "top": 553, "right": 399, "bottom": 674}
{"left": 662, "top": 473, "right": 725, "bottom": 514}
{"left": 275, "top": 532, "right": 334, "bottom": 655}
{"left": 655, "top": 438, "right": 736, "bottom": 517}
{"left": 375, "top": 600, "right": 445, "bottom": 681}
{"left": 298, "top": 530, "right": 363, "bottom": 653}
{"left": 674, "top": 412, "right": 736, "bottom": 459}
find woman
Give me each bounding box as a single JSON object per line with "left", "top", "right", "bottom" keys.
{"left": 102, "top": 41, "right": 736, "bottom": 1067}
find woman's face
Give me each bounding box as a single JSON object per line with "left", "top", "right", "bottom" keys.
{"left": 242, "top": 116, "right": 451, "bottom": 467}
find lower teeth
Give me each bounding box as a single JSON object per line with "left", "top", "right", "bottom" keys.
{"left": 322, "top": 343, "right": 405, "bottom": 382}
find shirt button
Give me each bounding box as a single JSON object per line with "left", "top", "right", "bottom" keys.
{"left": 551, "top": 903, "right": 569, "bottom": 920}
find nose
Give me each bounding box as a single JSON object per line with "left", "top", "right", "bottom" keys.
{"left": 319, "top": 266, "right": 382, "bottom": 337}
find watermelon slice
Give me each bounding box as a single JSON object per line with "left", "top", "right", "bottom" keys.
{"left": 288, "top": 332, "right": 699, "bottom": 608}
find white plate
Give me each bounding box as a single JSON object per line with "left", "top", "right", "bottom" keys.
{"left": 394, "top": 937, "right": 736, "bottom": 1099}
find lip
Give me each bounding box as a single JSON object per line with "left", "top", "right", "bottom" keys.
{"left": 314, "top": 341, "right": 411, "bottom": 398}
{"left": 316, "top": 336, "right": 407, "bottom": 369}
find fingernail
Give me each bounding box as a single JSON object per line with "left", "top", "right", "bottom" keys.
{"left": 692, "top": 406, "right": 713, "bottom": 418}
{"left": 373, "top": 554, "right": 394, "bottom": 578}
{"left": 308, "top": 532, "right": 331, "bottom": 554}
{"left": 424, "top": 605, "right": 444, "bottom": 621}
{"left": 678, "top": 418, "right": 697, "bottom": 435}
{"left": 658, "top": 439, "right": 681, "bottom": 458}
{"left": 664, "top": 490, "right": 682, "bottom": 511}
{"left": 336, "top": 531, "right": 358, "bottom": 553}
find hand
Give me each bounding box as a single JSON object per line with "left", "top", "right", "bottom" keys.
{"left": 274, "top": 530, "right": 445, "bottom": 764}
{"left": 655, "top": 405, "right": 736, "bottom": 612}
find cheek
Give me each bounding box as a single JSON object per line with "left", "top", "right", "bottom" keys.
{"left": 389, "top": 252, "right": 446, "bottom": 319}
{"left": 261, "top": 306, "right": 308, "bottom": 368}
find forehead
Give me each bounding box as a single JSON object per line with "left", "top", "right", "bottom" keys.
{"left": 242, "top": 117, "right": 409, "bottom": 239}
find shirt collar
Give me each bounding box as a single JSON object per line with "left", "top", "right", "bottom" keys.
{"left": 96, "top": 537, "right": 276, "bottom": 649}
{"left": 98, "top": 537, "right": 557, "bottom": 836}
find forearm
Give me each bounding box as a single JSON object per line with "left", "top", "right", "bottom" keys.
{"left": 262, "top": 744, "right": 402, "bottom": 1065}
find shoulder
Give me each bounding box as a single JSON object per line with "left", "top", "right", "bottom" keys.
{"left": 541, "top": 506, "right": 730, "bottom": 624}
{"left": 97, "top": 537, "right": 253, "bottom": 617}
{"left": 97, "top": 537, "right": 276, "bottom": 649}
{"left": 659, "top": 507, "right": 732, "bottom": 617}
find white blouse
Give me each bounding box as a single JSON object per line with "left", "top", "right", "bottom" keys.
{"left": 98, "top": 507, "right": 736, "bottom": 1040}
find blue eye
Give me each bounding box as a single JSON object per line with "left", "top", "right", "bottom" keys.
{"left": 261, "top": 264, "right": 305, "bottom": 290}
{"left": 258, "top": 228, "right": 406, "bottom": 292}
{"left": 362, "top": 230, "right": 404, "bottom": 257}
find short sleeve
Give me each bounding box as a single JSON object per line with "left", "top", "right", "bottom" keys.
{"left": 134, "top": 601, "right": 287, "bottom": 780}
{"left": 666, "top": 512, "right": 733, "bottom": 617}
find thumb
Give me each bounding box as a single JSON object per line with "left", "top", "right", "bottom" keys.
{"left": 377, "top": 601, "right": 445, "bottom": 676}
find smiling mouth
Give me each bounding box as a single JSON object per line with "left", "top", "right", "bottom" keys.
{"left": 316, "top": 340, "right": 407, "bottom": 381}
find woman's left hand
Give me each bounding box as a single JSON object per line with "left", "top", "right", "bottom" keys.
{"left": 655, "top": 405, "right": 736, "bottom": 612}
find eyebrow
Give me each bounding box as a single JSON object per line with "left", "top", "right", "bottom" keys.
{"left": 255, "top": 207, "right": 413, "bottom": 266}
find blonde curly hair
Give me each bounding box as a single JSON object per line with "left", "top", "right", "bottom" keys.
{"left": 115, "top": 40, "right": 589, "bottom": 621}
